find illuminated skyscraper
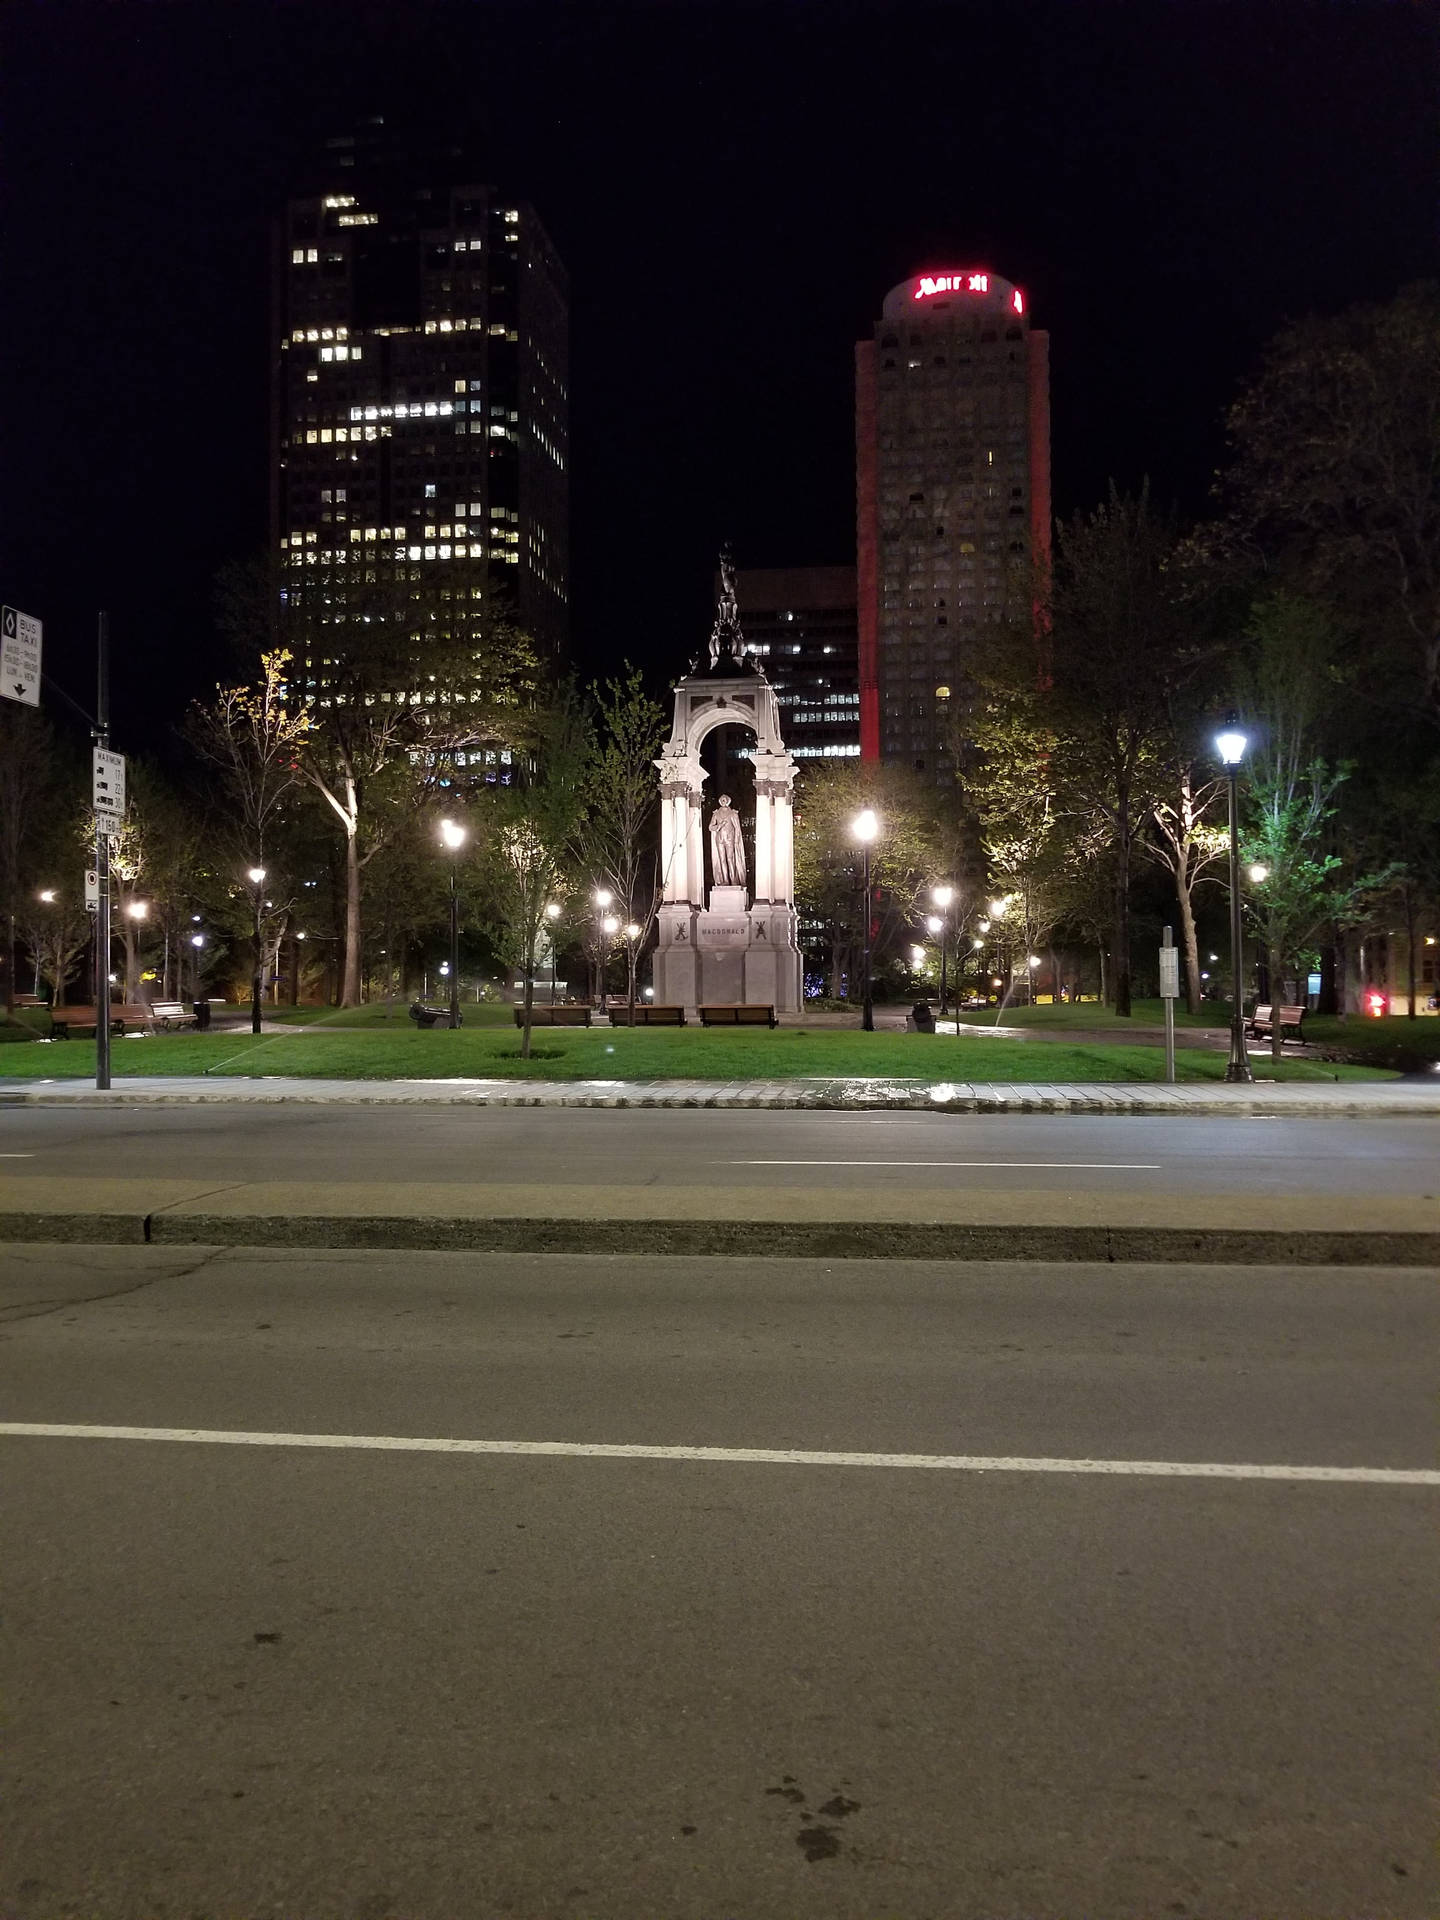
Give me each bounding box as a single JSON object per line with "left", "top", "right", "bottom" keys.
{"left": 855, "top": 269, "right": 1050, "bottom": 775}
{"left": 271, "top": 135, "right": 569, "bottom": 695}
{"left": 728, "top": 566, "right": 860, "bottom": 762}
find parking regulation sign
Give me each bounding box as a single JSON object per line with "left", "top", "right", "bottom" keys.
{"left": 0, "top": 605, "right": 42, "bottom": 707}
{"left": 93, "top": 746, "right": 126, "bottom": 836}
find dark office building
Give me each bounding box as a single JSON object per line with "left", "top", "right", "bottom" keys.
{"left": 271, "top": 127, "right": 570, "bottom": 690}
{"left": 730, "top": 566, "right": 860, "bottom": 761}
{"left": 855, "top": 268, "right": 1050, "bottom": 776}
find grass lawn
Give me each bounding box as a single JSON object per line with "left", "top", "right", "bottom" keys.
{"left": 0, "top": 1026, "right": 1391, "bottom": 1083}
{"left": 955, "top": 998, "right": 1227, "bottom": 1029}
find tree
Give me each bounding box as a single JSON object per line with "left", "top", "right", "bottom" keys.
{"left": 577, "top": 667, "right": 668, "bottom": 1022}
{"left": 479, "top": 694, "right": 591, "bottom": 1060}
{"left": 0, "top": 705, "right": 64, "bottom": 1014}
{"left": 1223, "top": 282, "right": 1440, "bottom": 731}
{"left": 977, "top": 489, "right": 1208, "bottom": 1015}
{"left": 1138, "top": 753, "right": 1228, "bottom": 1013}
{"left": 793, "top": 762, "right": 944, "bottom": 1001}
{"left": 1236, "top": 594, "right": 1391, "bottom": 1056}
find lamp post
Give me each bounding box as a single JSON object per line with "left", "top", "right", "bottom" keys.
{"left": 438, "top": 819, "right": 467, "bottom": 1027}
{"left": 1215, "top": 721, "right": 1254, "bottom": 1083}
{"left": 600, "top": 912, "right": 619, "bottom": 1008}
{"left": 592, "top": 888, "right": 613, "bottom": 1007}
{"left": 245, "top": 866, "right": 267, "bottom": 1035}
{"left": 123, "top": 898, "right": 148, "bottom": 1006}
{"left": 851, "top": 809, "right": 879, "bottom": 1031}
{"left": 623, "top": 922, "right": 641, "bottom": 1026}
{"left": 190, "top": 932, "right": 206, "bottom": 1008}
{"left": 930, "top": 884, "right": 954, "bottom": 1014}
{"left": 544, "top": 901, "right": 562, "bottom": 1005}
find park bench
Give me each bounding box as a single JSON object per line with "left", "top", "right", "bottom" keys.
{"left": 1246, "top": 1003, "right": 1306, "bottom": 1043}
{"left": 148, "top": 1001, "right": 197, "bottom": 1031}
{"left": 409, "top": 1001, "right": 460, "bottom": 1029}
{"left": 49, "top": 1003, "right": 154, "bottom": 1038}
{"left": 12, "top": 993, "right": 46, "bottom": 1009}
{"left": 699, "top": 1004, "right": 777, "bottom": 1028}
{"left": 514, "top": 1005, "right": 593, "bottom": 1027}
{"left": 624, "top": 1004, "right": 686, "bottom": 1026}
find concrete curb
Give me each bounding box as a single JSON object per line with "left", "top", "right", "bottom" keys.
{"left": 1, "top": 1211, "right": 1437, "bottom": 1265}
{"left": 4, "top": 1078, "right": 1440, "bottom": 1117}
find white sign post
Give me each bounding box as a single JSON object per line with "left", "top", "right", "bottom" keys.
{"left": 93, "top": 747, "right": 126, "bottom": 838}
{"left": 0, "top": 606, "right": 42, "bottom": 707}
{"left": 84, "top": 869, "right": 100, "bottom": 913}
{"left": 1159, "top": 927, "right": 1179, "bottom": 1082}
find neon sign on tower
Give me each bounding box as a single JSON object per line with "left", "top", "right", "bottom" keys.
{"left": 913, "top": 272, "right": 1023, "bottom": 315}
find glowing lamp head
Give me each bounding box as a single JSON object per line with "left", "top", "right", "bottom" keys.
{"left": 125, "top": 900, "right": 148, "bottom": 920}
{"left": 624, "top": 923, "right": 640, "bottom": 940}
{"left": 438, "top": 819, "right": 466, "bottom": 851}
{"left": 247, "top": 865, "right": 267, "bottom": 886}
{"left": 851, "top": 808, "right": 879, "bottom": 845}
{"left": 295, "top": 931, "right": 307, "bottom": 941}
{"left": 602, "top": 915, "right": 619, "bottom": 936}
{"left": 931, "top": 884, "right": 954, "bottom": 910}
{"left": 990, "top": 899, "right": 1006, "bottom": 919}
{"left": 545, "top": 902, "right": 562, "bottom": 921}
{"left": 190, "top": 933, "right": 205, "bottom": 949}
{"left": 910, "top": 945, "right": 926, "bottom": 967}
{"left": 1215, "top": 727, "right": 1248, "bottom": 768}
{"left": 593, "top": 887, "right": 613, "bottom": 909}
{"left": 926, "top": 915, "right": 943, "bottom": 935}
{"left": 38, "top": 888, "right": 56, "bottom": 904}
{"left": 1247, "top": 863, "right": 1269, "bottom": 884}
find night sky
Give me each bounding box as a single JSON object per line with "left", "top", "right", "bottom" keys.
{"left": 3, "top": 0, "right": 1434, "bottom": 755}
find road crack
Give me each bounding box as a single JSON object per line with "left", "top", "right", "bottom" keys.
{"left": 0, "top": 1247, "right": 228, "bottom": 1325}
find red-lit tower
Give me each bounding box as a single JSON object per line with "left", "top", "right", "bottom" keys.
{"left": 855, "top": 269, "right": 1050, "bottom": 775}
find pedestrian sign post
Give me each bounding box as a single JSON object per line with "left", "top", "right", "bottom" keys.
{"left": 93, "top": 747, "right": 126, "bottom": 838}
{"left": 1159, "top": 927, "right": 1179, "bottom": 1082}
{"left": 1, "top": 606, "right": 42, "bottom": 707}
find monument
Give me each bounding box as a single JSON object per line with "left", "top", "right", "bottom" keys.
{"left": 651, "top": 552, "right": 804, "bottom": 1013}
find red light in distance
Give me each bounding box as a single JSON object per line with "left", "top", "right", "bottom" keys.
{"left": 913, "top": 273, "right": 1026, "bottom": 317}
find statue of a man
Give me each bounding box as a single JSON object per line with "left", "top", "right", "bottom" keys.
{"left": 708, "top": 794, "right": 747, "bottom": 889}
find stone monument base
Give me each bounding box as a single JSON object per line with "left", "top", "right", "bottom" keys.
{"left": 653, "top": 897, "right": 803, "bottom": 1014}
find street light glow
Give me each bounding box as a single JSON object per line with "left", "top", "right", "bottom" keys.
{"left": 910, "top": 944, "right": 926, "bottom": 966}
{"left": 125, "top": 900, "right": 148, "bottom": 920}
{"left": 594, "top": 887, "right": 614, "bottom": 909}
{"left": 247, "top": 866, "right": 267, "bottom": 885}
{"left": 931, "top": 884, "right": 954, "bottom": 909}
{"left": 38, "top": 888, "right": 56, "bottom": 903}
{"left": 624, "top": 923, "right": 640, "bottom": 940}
{"left": 1248, "top": 863, "right": 1269, "bottom": 884}
{"left": 989, "top": 898, "right": 1006, "bottom": 919}
{"left": 190, "top": 933, "right": 205, "bottom": 949}
{"left": 926, "top": 914, "right": 943, "bottom": 935}
{"left": 602, "top": 915, "right": 619, "bottom": 935}
{"left": 545, "top": 902, "right": 562, "bottom": 921}
{"left": 438, "top": 818, "right": 466, "bottom": 851}
{"left": 1215, "top": 727, "right": 1248, "bottom": 767}
{"left": 851, "top": 808, "right": 879, "bottom": 844}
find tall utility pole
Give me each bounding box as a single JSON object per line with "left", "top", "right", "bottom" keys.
{"left": 94, "top": 614, "right": 111, "bottom": 1092}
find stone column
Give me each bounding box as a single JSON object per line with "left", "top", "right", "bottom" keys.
{"left": 753, "top": 788, "right": 773, "bottom": 902}
{"left": 772, "top": 780, "right": 795, "bottom": 902}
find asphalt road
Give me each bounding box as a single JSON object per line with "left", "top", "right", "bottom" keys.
{"left": 2, "top": 1103, "right": 1438, "bottom": 1196}
{"left": 2, "top": 1245, "right": 1436, "bottom": 1919}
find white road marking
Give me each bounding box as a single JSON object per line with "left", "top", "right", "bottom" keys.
{"left": 0, "top": 1424, "right": 1433, "bottom": 1485}
{"left": 0, "top": 1153, "right": 34, "bottom": 1157}
{"left": 736, "top": 1159, "right": 1161, "bottom": 1170}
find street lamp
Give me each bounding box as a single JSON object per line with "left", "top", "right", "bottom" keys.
{"left": 851, "top": 808, "right": 879, "bottom": 1032}
{"left": 545, "top": 900, "right": 562, "bottom": 1004}
{"left": 39, "top": 888, "right": 56, "bottom": 904}
{"left": 930, "top": 884, "right": 954, "bottom": 1013}
{"left": 1248, "top": 863, "right": 1269, "bottom": 885}
{"left": 592, "top": 888, "right": 614, "bottom": 1006}
{"left": 438, "top": 819, "right": 467, "bottom": 1026}
{"left": 246, "top": 865, "right": 267, "bottom": 1035}
{"left": 1215, "top": 720, "right": 1254, "bottom": 1083}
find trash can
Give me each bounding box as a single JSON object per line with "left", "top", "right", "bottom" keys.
{"left": 192, "top": 999, "right": 211, "bottom": 1031}
{"left": 910, "top": 1000, "right": 936, "bottom": 1034}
